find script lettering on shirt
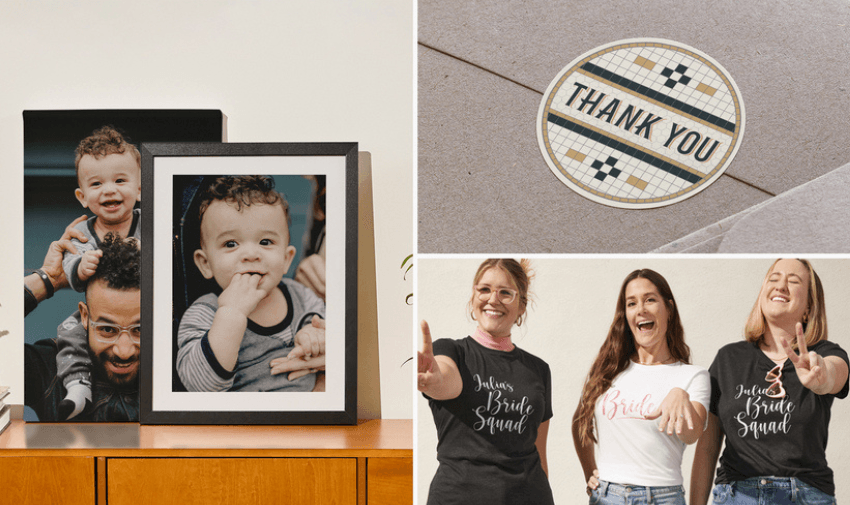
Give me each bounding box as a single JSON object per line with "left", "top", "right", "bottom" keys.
{"left": 471, "top": 374, "right": 533, "bottom": 435}
{"left": 601, "top": 389, "right": 656, "bottom": 420}
{"left": 473, "top": 373, "right": 515, "bottom": 393}
{"left": 732, "top": 383, "right": 796, "bottom": 439}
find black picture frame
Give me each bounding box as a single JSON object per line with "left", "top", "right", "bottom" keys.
{"left": 139, "top": 142, "right": 358, "bottom": 425}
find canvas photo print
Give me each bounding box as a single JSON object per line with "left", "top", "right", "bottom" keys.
{"left": 23, "top": 110, "right": 222, "bottom": 422}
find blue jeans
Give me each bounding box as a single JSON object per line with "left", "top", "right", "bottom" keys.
{"left": 589, "top": 480, "right": 685, "bottom": 505}
{"left": 712, "top": 477, "right": 835, "bottom": 505}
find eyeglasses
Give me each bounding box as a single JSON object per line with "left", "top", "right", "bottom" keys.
{"left": 474, "top": 284, "right": 518, "bottom": 305}
{"left": 89, "top": 321, "right": 141, "bottom": 344}
{"left": 765, "top": 364, "right": 785, "bottom": 398}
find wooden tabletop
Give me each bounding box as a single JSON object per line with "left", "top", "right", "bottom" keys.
{"left": 0, "top": 419, "right": 412, "bottom": 458}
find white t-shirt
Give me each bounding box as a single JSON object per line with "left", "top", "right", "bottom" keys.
{"left": 594, "top": 361, "right": 710, "bottom": 486}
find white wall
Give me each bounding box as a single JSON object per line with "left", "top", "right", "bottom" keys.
{"left": 0, "top": 0, "right": 413, "bottom": 419}
{"left": 416, "top": 257, "right": 850, "bottom": 503}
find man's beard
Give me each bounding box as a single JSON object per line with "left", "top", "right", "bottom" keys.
{"left": 90, "top": 348, "right": 140, "bottom": 388}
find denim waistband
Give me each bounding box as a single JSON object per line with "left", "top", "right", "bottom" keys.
{"left": 597, "top": 480, "right": 684, "bottom": 499}
{"left": 729, "top": 476, "right": 803, "bottom": 502}
{"left": 733, "top": 476, "right": 801, "bottom": 489}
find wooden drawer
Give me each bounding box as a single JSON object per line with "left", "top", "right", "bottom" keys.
{"left": 368, "top": 457, "right": 412, "bottom": 505}
{"left": 0, "top": 456, "right": 95, "bottom": 505}
{"left": 107, "top": 457, "right": 357, "bottom": 505}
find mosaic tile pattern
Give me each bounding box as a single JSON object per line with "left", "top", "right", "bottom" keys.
{"left": 537, "top": 39, "right": 745, "bottom": 208}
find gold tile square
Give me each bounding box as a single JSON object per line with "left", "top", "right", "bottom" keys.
{"left": 634, "top": 56, "right": 656, "bottom": 71}
{"left": 565, "top": 148, "right": 586, "bottom": 163}
{"left": 696, "top": 82, "right": 717, "bottom": 97}
{"left": 626, "top": 175, "right": 648, "bottom": 191}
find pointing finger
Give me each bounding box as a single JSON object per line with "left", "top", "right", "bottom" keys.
{"left": 421, "top": 320, "right": 433, "bottom": 355}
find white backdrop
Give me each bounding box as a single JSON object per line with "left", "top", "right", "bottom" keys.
{"left": 0, "top": 0, "right": 413, "bottom": 420}
{"left": 416, "top": 257, "right": 850, "bottom": 503}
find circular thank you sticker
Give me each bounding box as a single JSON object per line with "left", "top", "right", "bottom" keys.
{"left": 537, "top": 39, "right": 745, "bottom": 209}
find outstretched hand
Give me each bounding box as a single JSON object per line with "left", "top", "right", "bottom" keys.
{"left": 781, "top": 322, "right": 831, "bottom": 394}
{"left": 645, "top": 387, "right": 696, "bottom": 437}
{"left": 417, "top": 320, "right": 443, "bottom": 392}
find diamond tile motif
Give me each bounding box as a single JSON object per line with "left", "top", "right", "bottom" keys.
{"left": 537, "top": 39, "right": 746, "bottom": 209}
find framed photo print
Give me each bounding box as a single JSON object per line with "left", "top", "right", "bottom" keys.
{"left": 140, "top": 143, "right": 358, "bottom": 424}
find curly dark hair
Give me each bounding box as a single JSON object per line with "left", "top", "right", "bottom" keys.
{"left": 87, "top": 232, "right": 141, "bottom": 291}
{"left": 74, "top": 126, "right": 141, "bottom": 183}
{"left": 197, "top": 175, "right": 291, "bottom": 242}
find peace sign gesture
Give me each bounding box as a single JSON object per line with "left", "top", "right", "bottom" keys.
{"left": 417, "top": 320, "right": 462, "bottom": 400}
{"left": 781, "top": 322, "right": 842, "bottom": 395}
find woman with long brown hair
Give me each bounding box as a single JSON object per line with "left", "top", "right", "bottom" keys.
{"left": 573, "top": 269, "right": 709, "bottom": 505}
{"left": 690, "top": 259, "right": 849, "bottom": 505}
{"left": 418, "top": 258, "right": 554, "bottom": 505}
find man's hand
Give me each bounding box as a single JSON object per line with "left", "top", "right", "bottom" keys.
{"left": 39, "top": 215, "right": 89, "bottom": 292}
{"left": 270, "top": 353, "right": 325, "bottom": 380}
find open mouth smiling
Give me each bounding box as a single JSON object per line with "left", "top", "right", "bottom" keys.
{"left": 100, "top": 200, "right": 124, "bottom": 209}
{"left": 106, "top": 358, "right": 138, "bottom": 375}
{"left": 637, "top": 320, "right": 655, "bottom": 331}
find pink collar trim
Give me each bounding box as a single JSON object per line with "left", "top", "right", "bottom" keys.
{"left": 473, "top": 326, "right": 514, "bottom": 352}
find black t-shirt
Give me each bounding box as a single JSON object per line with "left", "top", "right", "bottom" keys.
{"left": 710, "top": 340, "right": 849, "bottom": 496}
{"left": 425, "top": 337, "right": 554, "bottom": 505}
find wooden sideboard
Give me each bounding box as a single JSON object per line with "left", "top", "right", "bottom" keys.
{"left": 0, "top": 419, "right": 411, "bottom": 505}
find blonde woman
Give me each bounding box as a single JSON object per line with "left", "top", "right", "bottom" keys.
{"left": 418, "top": 259, "right": 554, "bottom": 505}
{"left": 690, "top": 259, "right": 849, "bottom": 505}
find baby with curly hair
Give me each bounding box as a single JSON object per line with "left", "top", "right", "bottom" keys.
{"left": 176, "top": 175, "right": 326, "bottom": 392}
{"left": 56, "top": 126, "right": 142, "bottom": 419}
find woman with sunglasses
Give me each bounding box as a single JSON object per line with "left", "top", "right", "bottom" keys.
{"left": 690, "top": 259, "right": 849, "bottom": 505}
{"left": 573, "top": 269, "right": 709, "bottom": 505}
{"left": 418, "top": 258, "right": 554, "bottom": 505}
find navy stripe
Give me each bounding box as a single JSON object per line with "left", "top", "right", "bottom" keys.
{"left": 580, "top": 62, "right": 736, "bottom": 134}
{"left": 547, "top": 113, "right": 703, "bottom": 185}
{"left": 201, "top": 332, "right": 235, "bottom": 380}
